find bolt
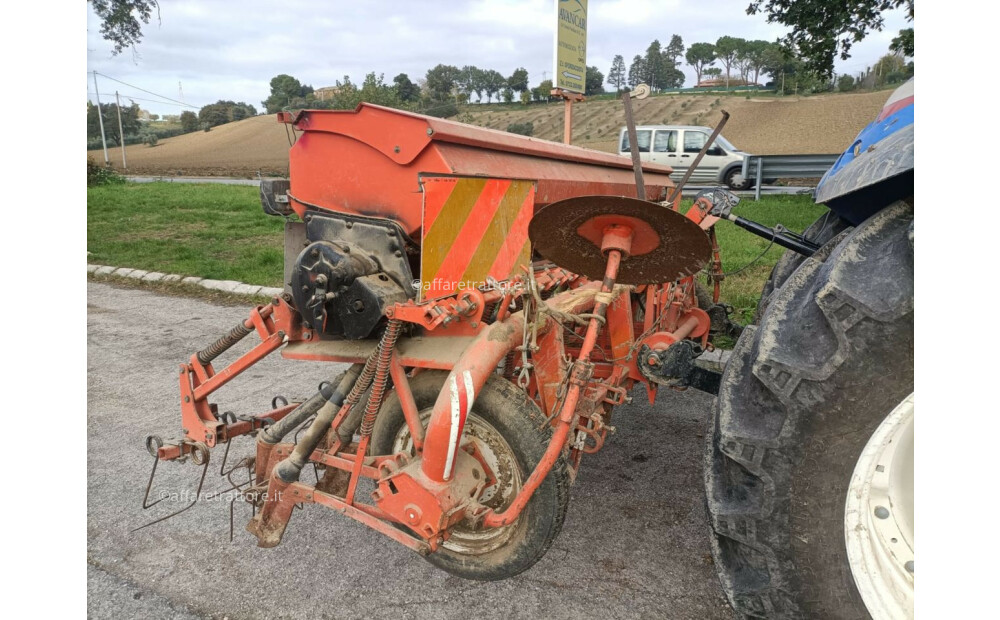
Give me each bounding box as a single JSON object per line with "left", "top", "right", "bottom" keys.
{"left": 394, "top": 250, "right": 402, "bottom": 257}
{"left": 305, "top": 215, "right": 312, "bottom": 223}
{"left": 905, "top": 560, "right": 913, "bottom": 573}
{"left": 346, "top": 222, "right": 353, "bottom": 229}
{"left": 647, "top": 355, "right": 660, "bottom": 366}
{"left": 387, "top": 229, "right": 395, "bottom": 236}
{"left": 394, "top": 146, "right": 401, "bottom": 153}
{"left": 184, "top": 396, "right": 190, "bottom": 403}
{"left": 426, "top": 128, "right": 434, "bottom": 136}
{"left": 874, "top": 506, "right": 890, "bottom": 519}
{"left": 353, "top": 300, "right": 366, "bottom": 312}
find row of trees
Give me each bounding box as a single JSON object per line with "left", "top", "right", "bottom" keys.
{"left": 607, "top": 36, "right": 686, "bottom": 92}
{"left": 683, "top": 37, "right": 779, "bottom": 87}
{"left": 258, "top": 62, "right": 608, "bottom": 123}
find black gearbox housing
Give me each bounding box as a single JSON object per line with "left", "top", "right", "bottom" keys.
{"left": 291, "top": 210, "right": 415, "bottom": 340}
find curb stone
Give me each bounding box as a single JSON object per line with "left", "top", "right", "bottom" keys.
{"left": 88, "top": 264, "right": 281, "bottom": 300}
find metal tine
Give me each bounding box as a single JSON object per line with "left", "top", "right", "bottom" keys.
{"left": 140, "top": 435, "right": 168, "bottom": 509}
{"left": 228, "top": 458, "right": 257, "bottom": 542}
{"left": 132, "top": 442, "right": 211, "bottom": 532}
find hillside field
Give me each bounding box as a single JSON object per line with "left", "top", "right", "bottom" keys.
{"left": 88, "top": 90, "right": 890, "bottom": 178}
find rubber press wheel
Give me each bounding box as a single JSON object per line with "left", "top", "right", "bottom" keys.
{"left": 371, "top": 371, "right": 570, "bottom": 581}
{"left": 705, "top": 201, "right": 914, "bottom": 618}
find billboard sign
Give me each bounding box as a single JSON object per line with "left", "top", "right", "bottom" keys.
{"left": 553, "top": 0, "right": 588, "bottom": 93}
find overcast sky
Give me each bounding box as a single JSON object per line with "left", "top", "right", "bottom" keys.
{"left": 86, "top": 0, "right": 911, "bottom": 116}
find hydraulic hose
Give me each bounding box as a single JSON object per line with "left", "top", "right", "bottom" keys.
{"left": 259, "top": 364, "right": 363, "bottom": 446}
{"left": 274, "top": 320, "right": 400, "bottom": 483}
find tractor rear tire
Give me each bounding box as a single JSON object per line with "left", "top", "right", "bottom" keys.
{"left": 371, "top": 371, "right": 571, "bottom": 581}
{"left": 755, "top": 209, "right": 850, "bottom": 322}
{"left": 704, "top": 201, "right": 913, "bottom": 618}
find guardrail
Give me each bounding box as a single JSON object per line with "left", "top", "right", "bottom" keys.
{"left": 741, "top": 154, "right": 840, "bottom": 200}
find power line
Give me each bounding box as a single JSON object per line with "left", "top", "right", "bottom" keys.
{"left": 87, "top": 92, "right": 195, "bottom": 108}
{"left": 93, "top": 71, "right": 201, "bottom": 109}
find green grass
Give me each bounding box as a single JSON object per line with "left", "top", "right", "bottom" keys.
{"left": 685, "top": 193, "right": 827, "bottom": 323}
{"left": 87, "top": 182, "right": 286, "bottom": 287}
{"left": 88, "top": 183, "right": 826, "bottom": 319}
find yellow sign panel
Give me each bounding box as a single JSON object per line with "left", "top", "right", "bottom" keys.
{"left": 554, "top": 0, "right": 587, "bottom": 93}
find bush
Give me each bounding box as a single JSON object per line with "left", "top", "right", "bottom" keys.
{"left": 201, "top": 122, "right": 211, "bottom": 132}
{"left": 141, "top": 131, "right": 159, "bottom": 147}
{"left": 87, "top": 157, "right": 125, "bottom": 187}
{"left": 424, "top": 100, "right": 458, "bottom": 118}
{"left": 506, "top": 122, "right": 534, "bottom": 136}
{"left": 837, "top": 75, "right": 856, "bottom": 92}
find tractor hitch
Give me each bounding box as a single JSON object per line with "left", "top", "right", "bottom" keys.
{"left": 705, "top": 187, "right": 822, "bottom": 257}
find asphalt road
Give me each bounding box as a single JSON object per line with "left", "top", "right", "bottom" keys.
{"left": 88, "top": 281, "right": 736, "bottom": 619}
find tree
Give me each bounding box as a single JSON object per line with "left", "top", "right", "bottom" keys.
{"left": 531, "top": 79, "right": 554, "bottom": 102}
{"left": 425, "top": 64, "right": 461, "bottom": 100}
{"left": 686, "top": 42, "right": 717, "bottom": 85}
{"left": 890, "top": 28, "right": 914, "bottom": 58}
{"left": 87, "top": 101, "right": 141, "bottom": 146}
{"left": 607, "top": 55, "right": 626, "bottom": 92}
{"left": 715, "top": 36, "right": 743, "bottom": 87}
{"left": 393, "top": 73, "right": 420, "bottom": 102}
{"left": 310, "top": 73, "right": 403, "bottom": 111}
{"left": 665, "top": 35, "right": 685, "bottom": 67}
{"left": 644, "top": 39, "right": 664, "bottom": 90}
{"left": 501, "top": 86, "right": 514, "bottom": 104}
{"left": 627, "top": 55, "right": 646, "bottom": 88}
{"left": 199, "top": 102, "right": 233, "bottom": 128}
{"left": 585, "top": 66, "right": 604, "bottom": 95}
{"left": 481, "top": 70, "right": 506, "bottom": 103}
{"left": 262, "top": 74, "right": 312, "bottom": 113}
{"left": 837, "top": 74, "right": 856, "bottom": 92}
{"left": 744, "top": 40, "right": 771, "bottom": 84}
{"left": 90, "top": 0, "right": 159, "bottom": 55}
{"left": 179, "top": 110, "right": 198, "bottom": 133}
{"left": 198, "top": 100, "right": 257, "bottom": 128}
{"left": 746, "top": 0, "right": 914, "bottom": 78}
{"left": 508, "top": 67, "right": 530, "bottom": 94}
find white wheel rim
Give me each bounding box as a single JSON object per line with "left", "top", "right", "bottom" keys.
{"left": 845, "top": 393, "right": 914, "bottom": 619}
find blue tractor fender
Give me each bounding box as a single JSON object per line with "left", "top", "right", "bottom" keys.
{"left": 815, "top": 79, "right": 913, "bottom": 225}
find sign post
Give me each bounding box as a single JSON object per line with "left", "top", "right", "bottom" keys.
{"left": 552, "top": 0, "right": 588, "bottom": 144}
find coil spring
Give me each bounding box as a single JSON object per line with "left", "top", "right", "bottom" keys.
{"left": 197, "top": 321, "right": 252, "bottom": 365}
{"left": 358, "top": 319, "right": 403, "bottom": 437}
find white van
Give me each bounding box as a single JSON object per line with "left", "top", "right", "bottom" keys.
{"left": 617, "top": 125, "right": 762, "bottom": 190}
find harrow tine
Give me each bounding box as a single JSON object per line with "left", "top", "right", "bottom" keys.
{"left": 228, "top": 458, "right": 257, "bottom": 542}
{"left": 140, "top": 436, "right": 167, "bottom": 509}
{"left": 132, "top": 441, "right": 211, "bottom": 533}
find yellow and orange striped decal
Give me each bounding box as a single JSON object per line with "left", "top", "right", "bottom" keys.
{"left": 419, "top": 177, "right": 535, "bottom": 300}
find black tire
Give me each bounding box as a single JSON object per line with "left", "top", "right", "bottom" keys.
{"left": 755, "top": 210, "right": 851, "bottom": 322}
{"left": 725, "top": 167, "right": 752, "bottom": 191}
{"left": 371, "top": 371, "right": 570, "bottom": 581}
{"left": 705, "top": 201, "right": 913, "bottom": 619}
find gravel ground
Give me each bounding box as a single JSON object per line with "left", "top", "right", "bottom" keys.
{"left": 88, "top": 281, "right": 735, "bottom": 619}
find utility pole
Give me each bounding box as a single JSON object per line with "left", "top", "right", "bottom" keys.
{"left": 115, "top": 91, "right": 128, "bottom": 170}
{"left": 92, "top": 71, "right": 109, "bottom": 165}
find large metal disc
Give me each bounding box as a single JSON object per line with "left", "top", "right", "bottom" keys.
{"left": 529, "top": 195, "right": 712, "bottom": 285}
